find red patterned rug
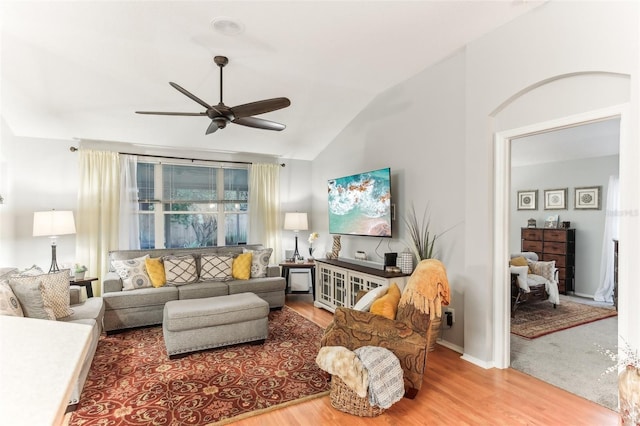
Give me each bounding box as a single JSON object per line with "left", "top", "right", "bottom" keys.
{"left": 511, "top": 299, "right": 617, "bottom": 339}
{"left": 70, "top": 306, "right": 330, "bottom": 425}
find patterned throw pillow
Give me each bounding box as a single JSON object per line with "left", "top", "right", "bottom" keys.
{"left": 112, "top": 255, "right": 152, "bottom": 291}
{"left": 200, "top": 255, "right": 233, "bottom": 281}
{"left": 0, "top": 281, "right": 24, "bottom": 317}
{"left": 232, "top": 252, "right": 252, "bottom": 280}
{"left": 530, "top": 260, "right": 556, "bottom": 282}
{"left": 8, "top": 279, "right": 56, "bottom": 320}
{"left": 9, "top": 270, "right": 73, "bottom": 319}
{"left": 145, "top": 257, "right": 166, "bottom": 288}
{"left": 163, "top": 255, "right": 198, "bottom": 285}
{"left": 243, "top": 248, "right": 273, "bottom": 278}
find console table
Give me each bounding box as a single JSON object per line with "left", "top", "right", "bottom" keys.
{"left": 314, "top": 258, "right": 410, "bottom": 313}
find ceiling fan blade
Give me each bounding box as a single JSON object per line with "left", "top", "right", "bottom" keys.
{"left": 205, "top": 120, "right": 220, "bottom": 135}
{"left": 233, "top": 116, "right": 286, "bottom": 131}
{"left": 136, "top": 111, "right": 207, "bottom": 116}
{"left": 230, "top": 97, "right": 291, "bottom": 119}
{"left": 169, "top": 82, "right": 213, "bottom": 110}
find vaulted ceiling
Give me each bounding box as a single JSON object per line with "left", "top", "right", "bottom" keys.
{"left": 1, "top": 1, "right": 544, "bottom": 160}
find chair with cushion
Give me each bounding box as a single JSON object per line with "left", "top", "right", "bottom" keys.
{"left": 320, "top": 259, "right": 450, "bottom": 399}
{"left": 509, "top": 252, "right": 560, "bottom": 315}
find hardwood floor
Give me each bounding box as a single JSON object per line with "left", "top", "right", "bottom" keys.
{"left": 234, "top": 294, "right": 619, "bottom": 426}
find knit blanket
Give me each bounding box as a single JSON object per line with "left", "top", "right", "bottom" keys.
{"left": 354, "top": 346, "right": 404, "bottom": 409}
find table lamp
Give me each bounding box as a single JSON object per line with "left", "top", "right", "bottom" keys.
{"left": 283, "top": 212, "right": 308, "bottom": 261}
{"left": 33, "top": 210, "right": 76, "bottom": 273}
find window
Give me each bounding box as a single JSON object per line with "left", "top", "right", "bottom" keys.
{"left": 137, "top": 162, "right": 248, "bottom": 249}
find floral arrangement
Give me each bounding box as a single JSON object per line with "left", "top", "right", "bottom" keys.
{"left": 308, "top": 232, "right": 319, "bottom": 257}
{"left": 74, "top": 264, "right": 87, "bottom": 273}
{"left": 599, "top": 338, "right": 640, "bottom": 374}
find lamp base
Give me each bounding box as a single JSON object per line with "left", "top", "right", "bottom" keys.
{"left": 292, "top": 235, "right": 301, "bottom": 260}
{"left": 48, "top": 243, "right": 60, "bottom": 273}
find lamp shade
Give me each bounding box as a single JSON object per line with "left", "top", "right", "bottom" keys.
{"left": 33, "top": 210, "right": 76, "bottom": 237}
{"left": 283, "top": 212, "right": 308, "bottom": 231}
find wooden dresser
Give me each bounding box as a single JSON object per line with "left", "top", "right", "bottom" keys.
{"left": 521, "top": 227, "right": 576, "bottom": 294}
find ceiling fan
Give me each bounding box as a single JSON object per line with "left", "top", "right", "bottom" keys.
{"left": 136, "top": 56, "right": 290, "bottom": 135}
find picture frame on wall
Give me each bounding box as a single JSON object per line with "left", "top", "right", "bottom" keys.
{"left": 517, "top": 190, "right": 537, "bottom": 210}
{"left": 544, "top": 188, "right": 567, "bottom": 210}
{"left": 575, "top": 186, "right": 602, "bottom": 210}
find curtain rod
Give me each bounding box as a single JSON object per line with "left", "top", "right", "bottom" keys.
{"left": 69, "top": 146, "right": 285, "bottom": 167}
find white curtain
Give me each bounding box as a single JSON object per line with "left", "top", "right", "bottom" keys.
{"left": 594, "top": 175, "right": 620, "bottom": 302}
{"left": 76, "top": 150, "right": 121, "bottom": 296}
{"left": 119, "top": 154, "right": 139, "bottom": 250}
{"left": 248, "top": 163, "right": 282, "bottom": 263}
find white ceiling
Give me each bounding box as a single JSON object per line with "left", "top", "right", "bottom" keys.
{"left": 1, "top": 1, "right": 545, "bottom": 160}
{"left": 511, "top": 118, "right": 620, "bottom": 167}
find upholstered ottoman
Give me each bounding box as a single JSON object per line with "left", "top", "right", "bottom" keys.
{"left": 162, "top": 292, "right": 269, "bottom": 358}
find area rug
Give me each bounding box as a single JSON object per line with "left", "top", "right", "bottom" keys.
{"left": 69, "top": 306, "right": 330, "bottom": 425}
{"left": 511, "top": 300, "right": 617, "bottom": 339}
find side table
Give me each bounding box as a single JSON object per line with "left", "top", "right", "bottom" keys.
{"left": 279, "top": 261, "right": 316, "bottom": 300}
{"left": 70, "top": 277, "right": 98, "bottom": 298}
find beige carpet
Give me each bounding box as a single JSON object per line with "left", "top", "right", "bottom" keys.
{"left": 511, "top": 299, "right": 617, "bottom": 339}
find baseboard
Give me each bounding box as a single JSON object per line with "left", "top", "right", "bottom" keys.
{"left": 436, "top": 338, "right": 463, "bottom": 354}
{"left": 460, "top": 353, "right": 494, "bottom": 369}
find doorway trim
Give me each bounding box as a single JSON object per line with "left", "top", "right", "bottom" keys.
{"left": 492, "top": 104, "right": 627, "bottom": 369}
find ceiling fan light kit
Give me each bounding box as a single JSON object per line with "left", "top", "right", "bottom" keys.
{"left": 136, "top": 56, "right": 290, "bottom": 135}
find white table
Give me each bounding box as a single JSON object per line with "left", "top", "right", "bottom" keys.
{"left": 0, "top": 316, "right": 93, "bottom": 426}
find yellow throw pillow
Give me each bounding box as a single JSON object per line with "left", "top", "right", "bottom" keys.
{"left": 370, "top": 282, "right": 401, "bottom": 320}
{"left": 510, "top": 256, "right": 532, "bottom": 273}
{"left": 232, "top": 252, "right": 252, "bottom": 280}
{"left": 145, "top": 257, "right": 166, "bottom": 288}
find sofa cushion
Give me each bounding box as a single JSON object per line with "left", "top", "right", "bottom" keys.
{"left": 112, "top": 255, "right": 152, "bottom": 291}
{"left": 164, "top": 255, "right": 198, "bottom": 285}
{"left": 0, "top": 281, "right": 24, "bottom": 317}
{"left": 244, "top": 248, "right": 273, "bottom": 278}
{"left": 200, "top": 255, "right": 233, "bottom": 281}
{"left": 227, "top": 277, "right": 286, "bottom": 295}
{"left": 102, "top": 286, "right": 179, "bottom": 310}
{"left": 8, "top": 279, "right": 56, "bottom": 320}
{"left": 176, "top": 281, "right": 229, "bottom": 300}
{"left": 145, "top": 257, "right": 167, "bottom": 288}
{"left": 61, "top": 297, "right": 105, "bottom": 335}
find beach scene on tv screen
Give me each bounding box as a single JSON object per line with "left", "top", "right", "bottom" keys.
{"left": 328, "top": 168, "right": 391, "bottom": 237}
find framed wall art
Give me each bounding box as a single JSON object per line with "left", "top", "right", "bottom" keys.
{"left": 544, "top": 188, "right": 567, "bottom": 210}
{"left": 517, "top": 190, "right": 537, "bottom": 210}
{"left": 575, "top": 186, "right": 602, "bottom": 210}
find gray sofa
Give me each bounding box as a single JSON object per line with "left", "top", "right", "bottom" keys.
{"left": 102, "top": 245, "right": 286, "bottom": 333}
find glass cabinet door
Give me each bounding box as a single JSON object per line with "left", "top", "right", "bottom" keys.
{"left": 333, "top": 269, "right": 347, "bottom": 308}
{"left": 318, "top": 266, "right": 333, "bottom": 305}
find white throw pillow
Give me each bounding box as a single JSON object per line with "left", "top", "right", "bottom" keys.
{"left": 163, "top": 255, "right": 198, "bottom": 285}
{"left": 8, "top": 270, "right": 73, "bottom": 318}
{"left": 243, "top": 248, "right": 273, "bottom": 278}
{"left": 200, "top": 255, "right": 233, "bottom": 281}
{"left": 352, "top": 284, "right": 389, "bottom": 312}
{"left": 112, "top": 255, "right": 152, "bottom": 291}
{"left": 8, "top": 278, "right": 56, "bottom": 320}
{"left": 0, "top": 280, "right": 24, "bottom": 317}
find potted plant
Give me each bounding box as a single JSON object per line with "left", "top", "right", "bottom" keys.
{"left": 308, "top": 232, "right": 319, "bottom": 260}
{"left": 404, "top": 203, "right": 439, "bottom": 261}
{"left": 74, "top": 264, "right": 87, "bottom": 280}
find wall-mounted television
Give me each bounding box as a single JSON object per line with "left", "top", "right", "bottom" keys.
{"left": 328, "top": 167, "right": 392, "bottom": 237}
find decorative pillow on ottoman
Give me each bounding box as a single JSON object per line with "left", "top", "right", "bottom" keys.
{"left": 243, "top": 248, "right": 273, "bottom": 278}
{"left": 112, "top": 255, "right": 152, "bottom": 291}
{"left": 200, "top": 255, "right": 233, "bottom": 281}
{"left": 163, "top": 255, "right": 198, "bottom": 285}
{"left": 0, "top": 281, "right": 24, "bottom": 317}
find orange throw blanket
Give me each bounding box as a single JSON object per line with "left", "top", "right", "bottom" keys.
{"left": 398, "top": 259, "right": 450, "bottom": 320}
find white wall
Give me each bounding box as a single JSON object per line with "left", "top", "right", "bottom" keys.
{"left": 311, "top": 0, "right": 638, "bottom": 364}
{"left": 511, "top": 155, "right": 619, "bottom": 297}
{"left": 312, "top": 50, "right": 467, "bottom": 350}
{"left": 465, "top": 0, "right": 638, "bottom": 363}
{"left": 0, "top": 119, "right": 79, "bottom": 270}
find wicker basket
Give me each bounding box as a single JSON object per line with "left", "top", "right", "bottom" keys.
{"left": 329, "top": 376, "right": 386, "bottom": 417}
